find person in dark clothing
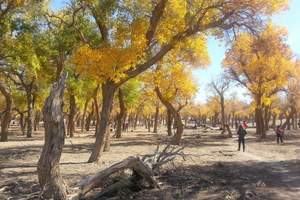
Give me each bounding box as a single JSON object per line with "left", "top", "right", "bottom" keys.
{"left": 237, "top": 124, "right": 247, "bottom": 152}
{"left": 275, "top": 125, "right": 284, "bottom": 144}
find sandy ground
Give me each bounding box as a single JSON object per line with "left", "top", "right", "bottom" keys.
{"left": 0, "top": 126, "right": 300, "bottom": 200}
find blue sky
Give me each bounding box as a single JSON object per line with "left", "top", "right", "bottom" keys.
{"left": 195, "top": 0, "right": 300, "bottom": 103}
{"left": 51, "top": 0, "right": 300, "bottom": 103}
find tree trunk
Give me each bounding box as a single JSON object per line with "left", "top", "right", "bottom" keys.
{"left": 147, "top": 117, "right": 151, "bottom": 132}
{"left": 0, "top": 83, "right": 12, "bottom": 142}
{"left": 93, "top": 86, "right": 100, "bottom": 137}
{"left": 34, "top": 110, "right": 41, "bottom": 131}
{"left": 153, "top": 104, "right": 159, "bottom": 133}
{"left": 88, "top": 81, "right": 116, "bottom": 163}
{"left": 67, "top": 94, "right": 76, "bottom": 137}
{"left": 264, "top": 105, "right": 271, "bottom": 131}
{"left": 282, "top": 105, "right": 295, "bottom": 129}
{"left": 85, "top": 106, "right": 94, "bottom": 131}
{"left": 167, "top": 108, "right": 172, "bottom": 136}
{"left": 255, "top": 107, "right": 265, "bottom": 137}
{"left": 81, "top": 98, "right": 90, "bottom": 133}
{"left": 133, "top": 110, "right": 140, "bottom": 130}
{"left": 116, "top": 88, "right": 126, "bottom": 138}
{"left": 104, "top": 122, "right": 111, "bottom": 152}
{"left": 155, "top": 87, "right": 183, "bottom": 144}
{"left": 220, "top": 95, "right": 225, "bottom": 133}
{"left": 294, "top": 112, "right": 298, "bottom": 130}
{"left": 26, "top": 92, "right": 35, "bottom": 138}
{"left": 271, "top": 114, "right": 277, "bottom": 129}
{"left": 37, "top": 72, "right": 68, "bottom": 200}
{"left": 19, "top": 112, "right": 26, "bottom": 135}
{"left": 231, "top": 113, "right": 235, "bottom": 128}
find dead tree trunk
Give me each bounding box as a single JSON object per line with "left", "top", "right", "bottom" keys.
{"left": 76, "top": 156, "right": 159, "bottom": 199}
{"left": 0, "top": 83, "right": 12, "bottom": 142}
{"left": 37, "top": 72, "right": 68, "bottom": 200}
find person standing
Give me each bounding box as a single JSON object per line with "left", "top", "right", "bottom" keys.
{"left": 237, "top": 124, "right": 247, "bottom": 152}
{"left": 275, "top": 125, "right": 284, "bottom": 144}
{"left": 242, "top": 120, "right": 248, "bottom": 129}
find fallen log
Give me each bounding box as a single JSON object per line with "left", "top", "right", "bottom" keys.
{"left": 69, "top": 144, "right": 185, "bottom": 200}
{"left": 71, "top": 156, "right": 159, "bottom": 199}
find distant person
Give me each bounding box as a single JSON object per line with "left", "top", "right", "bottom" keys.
{"left": 124, "top": 122, "right": 129, "bottom": 132}
{"left": 237, "top": 124, "right": 247, "bottom": 152}
{"left": 242, "top": 121, "right": 248, "bottom": 129}
{"left": 275, "top": 125, "right": 284, "bottom": 144}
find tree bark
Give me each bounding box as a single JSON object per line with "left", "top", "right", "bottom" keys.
{"left": 67, "top": 94, "right": 76, "bottom": 137}
{"left": 0, "top": 83, "right": 12, "bottom": 142}
{"left": 37, "top": 72, "right": 68, "bottom": 200}
{"left": 88, "top": 81, "right": 116, "bottom": 163}
{"left": 103, "top": 123, "right": 111, "bottom": 152}
{"left": 115, "top": 88, "right": 126, "bottom": 138}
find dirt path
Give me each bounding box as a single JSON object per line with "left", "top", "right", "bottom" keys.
{"left": 0, "top": 127, "right": 299, "bottom": 199}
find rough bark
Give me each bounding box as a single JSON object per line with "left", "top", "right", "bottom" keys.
{"left": 77, "top": 156, "right": 158, "bottom": 198}
{"left": 37, "top": 72, "right": 68, "bottom": 200}
{"left": 88, "top": 81, "right": 116, "bottom": 163}
{"left": 0, "top": 83, "right": 12, "bottom": 142}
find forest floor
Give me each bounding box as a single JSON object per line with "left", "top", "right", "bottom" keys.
{"left": 0, "top": 126, "right": 300, "bottom": 200}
